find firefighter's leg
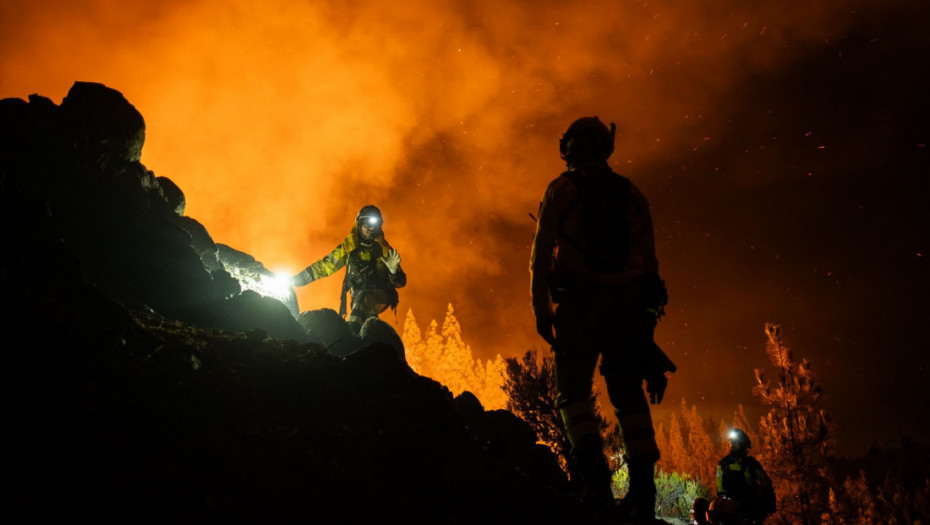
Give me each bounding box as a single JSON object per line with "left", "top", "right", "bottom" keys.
{"left": 601, "top": 314, "right": 660, "bottom": 518}
{"left": 347, "top": 289, "right": 388, "bottom": 334}
{"left": 553, "top": 303, "right": 613, "bottom": 506}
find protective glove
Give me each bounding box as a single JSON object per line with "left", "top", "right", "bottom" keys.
{"left": 646, "top": 373, "right": 668, "bottom": 405}
{"left": 535, "top": 311, "right": 556, "bottom": 345}
{"left": 381, "top": 248, "right": 401, "bottom": 274}
{"left": 291, "top": 269, "right": 315, "bottom": 287}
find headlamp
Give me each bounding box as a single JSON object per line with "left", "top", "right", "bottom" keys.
{"left": 363, "top": 216, "right": 381, "bottom": 227}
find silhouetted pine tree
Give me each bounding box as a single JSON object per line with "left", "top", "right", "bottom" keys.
{"left": 503, "top": 349, "right": 616, "bottom": 478}
{"left": 666, "top": 412, "right": 688, "bottom": 476}
{"left": 754, "top": 323, "right": 833, "bottom": 525}
{"left": 401, "top": 306, "right": 508, "bottom": 409}
{"left": 653, "top": 400, "right": 719, "bottom": 491}
{"left": 826, "top": 465, "right": 930, "bottom": 525}
{"left": 401, "top": 309, "right": 424, "bottom": 372}
{"left": 684, "top": 402, "right": 717, "bottom": 487}
{"left": 502, "top": 349, "right": 570, "bottom": 470}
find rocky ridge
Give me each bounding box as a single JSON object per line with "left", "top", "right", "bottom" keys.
{"left": 2, "top": 82, "right": 623, "bottom": 523}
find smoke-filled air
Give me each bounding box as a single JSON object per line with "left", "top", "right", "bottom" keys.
{"left": 3, "top": 0, "right": 928, "bottom": 460}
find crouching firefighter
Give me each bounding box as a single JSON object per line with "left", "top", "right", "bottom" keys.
{"left": 530, "top": 116, "right": 675, "bottom": 521}
{"left": 691, "top": 428, "right": 775, "bottom": 524}
{"left": 292, "top": 205, "right": 406, "bottom": 333}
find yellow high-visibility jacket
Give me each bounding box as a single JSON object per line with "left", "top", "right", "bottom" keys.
{"left": 299, "top": 223, "right": 406, "bottom": 315}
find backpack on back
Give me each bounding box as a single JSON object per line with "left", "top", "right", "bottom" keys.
{"left": 561, "top": 165, "right": 633, "bottom": 273}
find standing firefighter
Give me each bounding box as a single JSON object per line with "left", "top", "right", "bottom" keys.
{"left": 292, "top": 205, "right": 405, "bottom": 333}
{"left": 530, "top": 116, "right": 674, "bottom": 521}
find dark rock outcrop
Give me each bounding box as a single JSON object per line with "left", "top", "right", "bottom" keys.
{"left": 297, "top": 307, "right": 361, "bottom": 356}
{"left": 2, "top": 82, "right": 615, "bottom": 524}
{"left": 7, "top": 285, "right": 603, "bottom": 523}
{"left": 1, "top": 81, "right": 305, "bottom": 341}
{"left": 360, "top": 315, "right": 406, "bottom": 361}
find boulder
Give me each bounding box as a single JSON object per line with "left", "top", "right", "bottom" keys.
{"left": 60, "top": 81, "right": 145, "bottom": 165}
{"left": 360, "top": 316, "right": 406, "bottom": 362}
{"left": 297, "top": 308, "right": 361, "bottom": 357}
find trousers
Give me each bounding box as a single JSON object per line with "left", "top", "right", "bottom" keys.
{"left": 552, "top": 281, "right": 660, "bottom": 464}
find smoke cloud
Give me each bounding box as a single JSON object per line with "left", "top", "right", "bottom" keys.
{"left": 3, "top": 0, "right": 927, "bottom": 453}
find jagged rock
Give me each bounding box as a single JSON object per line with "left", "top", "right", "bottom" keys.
{"left": 216, "top": 244, "right": 299, "bottom": 317}
{"left": 297, "top": 307, "right": 361, "bottom": 356}
{"left": 157, "top": 176, "right": 186, "bottom": 215}
{"left": 453, "top": 391, "right": 568, "bottom": 491}
{"left": 5, "top": 286, "right": 602, "bottom": 523}
{"left": 2, "top": 81, "right": 619, "bottom": 524}
{"left": 360, "top": 316, "right": 406, "bottom": 362}
{"left": 172, "top": 215, "right": 224, "bottom": 272}
{"left": 60, "top": 80, "right": 145, "bottom": 166}
{"left": 0, "top": 82, "right": 308, "bottom": 339}
{"left": 195, "top": 290, "right": 312, "bottom": 343}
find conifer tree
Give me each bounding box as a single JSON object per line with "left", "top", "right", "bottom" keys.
{"left": 422, "top": 319, "right": 443, "bottom": 379}
{"left": 479, "top": 355, "right": 508, "bottom": 410}
{"left": 753, "top": 323, "right": 833, "bottom": 525}
{"left": 438, "top": 304, "right": 476, "bottom": 396}
{"left": 684, "top": 403, "right": 717, "bottom": 487}
{"left": 826, "top": 470, "right": 881, "bottom": 525}
{"left": 473, "top": 359, "right": 486, "bottom": 391}
{"left": 503, "top": 349, "right": 572, "bottom": 471}
{"left": 402, "top": 309, "right": 424, "bottom": 373}
{"left": 717, "top": 418, "right": 731, "bottom": 458}
{"left": 666, "top": 413, "right": 688, "bottom": 478}
{"left": 654, "top": 422, "right": 671, "bottom": 472}
{"left": 731, "top": 404, "right": 756, "bottom": 442}
{"left": 399, "top": 304, "right": 509, "bottom": 410}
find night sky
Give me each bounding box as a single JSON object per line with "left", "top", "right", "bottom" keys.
{"left": 2, "top": 0, "right": 927, "bottom": 456}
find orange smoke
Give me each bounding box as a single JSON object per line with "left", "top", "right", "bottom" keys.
{"left": 0, "top": 0, "right": 866, "bottom": 401}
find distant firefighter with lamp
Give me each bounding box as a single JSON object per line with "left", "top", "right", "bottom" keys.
{"left": 691, "top": 428, "right": 776, "bottom": 525}
{"left": 291, "top": 205, "right": 406, "bottom": 333}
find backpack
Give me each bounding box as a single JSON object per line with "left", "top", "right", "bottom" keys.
{"left": 560, "top": 165, "right": 633, "bottom": 273}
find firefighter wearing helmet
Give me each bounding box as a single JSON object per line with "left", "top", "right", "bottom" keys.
{"left": 292, "top": 205, "right": 406, "bottom": 333}
{"left": 530, "top": 116, "right": 674, "bottom": 521}
{"left": 692, "top": 429, "right": 775, "bottom": 524}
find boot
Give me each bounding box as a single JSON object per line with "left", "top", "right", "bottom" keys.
{"left": 571, "top": 437, "right": 614, "bottom": 507}
{"left": 617, "top": 459, "right": 657, "bottom": 523}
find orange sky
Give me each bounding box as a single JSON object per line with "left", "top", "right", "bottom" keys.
{"left": 4, "top": 0, "right": 928, "bottom": 454}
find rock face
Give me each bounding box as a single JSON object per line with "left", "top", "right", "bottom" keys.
{"left": 7, "top": 287, "right": 600, "bottom": 523}
{"left": 2, "top": 82, "right": 610, "bottom": 523}
{"left": 1, "top": 81, "right": 308, "bottom": 341}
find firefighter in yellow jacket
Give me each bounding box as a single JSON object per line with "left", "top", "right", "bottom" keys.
{"left": 712, "top": 428, "right": 775, "bottom": 523}
{"left": 530, "top": 116, "right": 674, "bottom": 520}
{"left": 292, "top": 205, "right": 406, "bottom": 333}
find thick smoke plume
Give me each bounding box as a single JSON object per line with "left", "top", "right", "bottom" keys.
{"left": 3, "top": 0, "right": 927, "bottom": 453}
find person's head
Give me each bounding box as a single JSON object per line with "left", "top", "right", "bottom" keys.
{"left": 356, "top": 205, "right": 383, "bottom": 241}
{"left": 559, "top": 116, "right": 616, "bottom": 166}
{"left": 728, "top": 428, "right": 751, "bottom": 453}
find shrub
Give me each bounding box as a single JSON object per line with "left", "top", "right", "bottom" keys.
{"left": 612, "top": 465, "right": 710, "bottom": 521}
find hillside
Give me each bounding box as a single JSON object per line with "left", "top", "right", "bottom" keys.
{"left": 2, "top": 82, "right": 613, "bottom": 523}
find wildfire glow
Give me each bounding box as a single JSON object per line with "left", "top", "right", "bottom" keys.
{"left": 0, "top": 0, "right": 868, "bottom": 386}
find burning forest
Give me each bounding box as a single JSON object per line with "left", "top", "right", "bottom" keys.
{"left": 2, "top": 0, "right": 929, "bottom": 523}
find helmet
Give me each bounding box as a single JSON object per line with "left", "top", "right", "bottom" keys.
{"left": 356, "top": 205, "right": 383, "bottom": 229}
{"left": 728, "top": 428, "right": 751, "bottom": 451}
{"left": 707, "top": 497, "right": 742, "bottom": 524}
{"left": 559, "top": 116, "right": 616, "bottom": 164}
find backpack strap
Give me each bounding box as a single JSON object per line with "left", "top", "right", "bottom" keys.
{"left": 557, "top": 169, "right": 587, "bottom": 252}
{"left": 557, "top": 166, "right": 634, "bottom": 273}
